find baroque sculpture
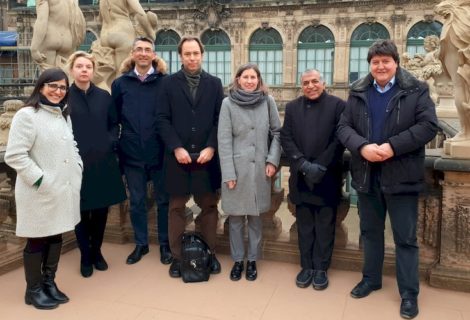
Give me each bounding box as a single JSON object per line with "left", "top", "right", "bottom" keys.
{"left": 92, "top": 0, "right": 158, "bottom": 91}
{"left": 436, "top": 0, "right": 470, "bottom": 148}
{"left": 30, "top": 0, "right": 86, "bottom": 71}
{"left": 402, "top": 35, "right": 443, "bottom": 103}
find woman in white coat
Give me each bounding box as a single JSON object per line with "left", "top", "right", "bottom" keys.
{"left": 218, "top": 63, "right": 281, "bottom": 281}
{"left": 5, "top": 68, "right": 82, "bottom": 310}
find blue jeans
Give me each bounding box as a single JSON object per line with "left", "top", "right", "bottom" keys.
{"left": 123, "top": 165, "right": 169, "bottom": 246}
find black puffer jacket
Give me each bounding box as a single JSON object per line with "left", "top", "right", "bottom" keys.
{"left": 337, "top": 67, "right": 439, "bottom": 194}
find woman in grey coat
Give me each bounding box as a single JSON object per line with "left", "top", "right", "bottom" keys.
{"left": 218, "top": 63, "right": 281, "bottom": 281}
{"left": 5, "top": 68, "right": 82, "bottom": 310}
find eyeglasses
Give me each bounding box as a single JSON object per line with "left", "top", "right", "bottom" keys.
{"left": 44, "top": 83, "right": 68, "bottom": 92}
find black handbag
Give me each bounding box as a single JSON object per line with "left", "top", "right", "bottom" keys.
{"left": 180, "top": 232, "right": 212, "bottom": 283}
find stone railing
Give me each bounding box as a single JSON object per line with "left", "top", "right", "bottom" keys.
{"left": 0, "top": 109, "right": 469, "bottom": 292}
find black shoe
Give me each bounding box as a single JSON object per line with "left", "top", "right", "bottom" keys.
{"left": 312, "top": 270, "right": 328, "bottom": 290}
{"left": 159, "top": 245, "right": 173, "bottom": 265}
{"left": 245, "top": 261, "right": 257, "bottom": 281}
{"left": 80, "top": 263, "right": 93, "bottom": 278}
{"left": 350, "top": 280, "right": 382, "bottom": 299}
{"left": 296, "top": 269, "right": 314, "bottom": 288}
{"left": 126, "top": 245, "right": 149, "bottom": 265}
{"left": 169, "top": 259, "right": 181, "bottom": 278}
{"left": 400, "top": 299, "right": 419, "bottom": 319}
{"left": 93, "top": 253, "right": 108, "bottom": 271}
{"left": 210, "top": 254, "right": 221, "bottom": 274}
{"left": 230, "top": 261, "right": 244, "bottom": 281}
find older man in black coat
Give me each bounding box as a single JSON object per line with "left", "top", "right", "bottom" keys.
{"left": 157, "top": 36, "right": 224, "bottom": 278}
{"left": 281, "top": 69, "right": 345, "bottom": 291}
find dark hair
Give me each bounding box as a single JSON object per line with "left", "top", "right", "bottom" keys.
{"left": 229, "top": 63, "right": 268, "bottom": 94}
{"left": 25, "top": 68, "right": 70, "bottom": 117}
{"left": 177, "top": 36, "right": 204, "bottom": 55}
{"left": 133, "top": 36, "right": 154, "bottom": 49}
{"left": 367, "top": 39, "right": 400, "bottom": 64}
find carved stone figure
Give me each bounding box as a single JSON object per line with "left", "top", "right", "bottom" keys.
{"left": 93, "top": 0, "right": 158, "bottom": 91}
{"left": 30, "top": 0, "right": 86, "bottom": 70}
{"left": 436, "top": 0, "right": 470, "bottom": 144}
{"left": 0, "top": 100, "right": 24, "bottom": 147}
{"left": 402, "top": 35, "right": 444, "bottom": 103}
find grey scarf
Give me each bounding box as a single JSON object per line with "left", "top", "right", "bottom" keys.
{"left": 228, "top": 89, "right": 266, "bottom": 107}
{"left": 182, "top": 67, "right": 201, "bottom": 100}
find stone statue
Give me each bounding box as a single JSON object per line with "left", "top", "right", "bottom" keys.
{"left": 30, "top": 0, "right": 86, "bottom": 70}
{"left": 92, "top": 0, "right": 158, "bottom": 91}
{"left": 402, "top": 35, "right": 443, "bottom": 102}
{"left": 436, "top": 0, "right": 470, "bottom": 143}
{"left": 0, "top": 100, "right": 24, "bottom": 147}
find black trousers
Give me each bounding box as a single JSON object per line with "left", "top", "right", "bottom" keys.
{"left": 296, "top": 203, "right": 336, "bottom": 271}
{"left": 357, "top": 177, "right": 420, "bottom": 299}
{"left": 74, "top": 207, "right": 108, "bottom": 264}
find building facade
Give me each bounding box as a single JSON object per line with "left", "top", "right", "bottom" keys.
{"left": 5, "top": 0, "right": 442, "bottom": 103}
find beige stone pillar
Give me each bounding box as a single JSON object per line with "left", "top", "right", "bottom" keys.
{"left": 430, "top": 158, "right": 470, "bottom": 292}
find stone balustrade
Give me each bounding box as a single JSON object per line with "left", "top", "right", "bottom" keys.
{"left": 0, "top": 111, "right": 469, "bottom": 292}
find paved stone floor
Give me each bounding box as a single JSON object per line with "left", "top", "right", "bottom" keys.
{"left": 0, "top": 243, "right": 469, "bottom": 320}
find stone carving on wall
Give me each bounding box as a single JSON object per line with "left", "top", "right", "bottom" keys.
{"left": 451, "top": 205, "right": 470, "bottom": 254}
{"left": 193, "top": 0, "right": 231, "bottom": 29}
{"left": 30, "top": 0, "right": 86, "bottom": 71}
{"left": 0, "top": 100, "right": 24, "bottom": 147}
{"left": 282, "top": 20, "right": 296, "bottom": 41}
{"left": 91, "top": 0, "right": 158, "bottom": 92}
{"left": 418, "top": 195, "right": 440, "bottom": 248}
{"left": 435, "top": 0, "right": 470, "bottom": 157}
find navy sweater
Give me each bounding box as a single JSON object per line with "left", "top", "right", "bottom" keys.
{"left": 367, "top": 85, "right": 399, "bottom": 144}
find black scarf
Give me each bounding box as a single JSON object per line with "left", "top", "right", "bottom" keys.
{"left": 182, "top": 66, "right": 201, "bottom": 100}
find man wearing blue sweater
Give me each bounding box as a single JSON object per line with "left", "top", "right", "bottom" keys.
{"left": 337, "top": 40, "right": 438, "bottom": 319}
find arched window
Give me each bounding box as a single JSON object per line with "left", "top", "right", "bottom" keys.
{"left": 297, "top": 25, "right": 335, "bottom": 85}
{"left": 349, "top": 23, "right": 390, "bottom": 83}
{"left": 201, "top": 29, "right": 231, "bottom": 85}
{"left": 155, "top": 30, "right": 180, "bottom": 74}
{"left": 79, "top": 30, "right": 97, "bottom": 53}
{"left": 249, "top": 28, "right": 283, "bottom": 86}
{"left": 406, "top": 21, "right": 443, "bottom": 56}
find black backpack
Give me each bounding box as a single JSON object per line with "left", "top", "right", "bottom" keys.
{"left": 180, "top": 232, "right": 212, "bottom": 283}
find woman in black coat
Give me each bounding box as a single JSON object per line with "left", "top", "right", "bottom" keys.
{"left": 67, "top": 51, "right": 127, "bottom": 277}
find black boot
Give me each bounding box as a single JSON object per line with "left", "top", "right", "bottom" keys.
{"left": 75, "top": 214, "right": 93, "bottom": 277}
{"left": 42, "top": 243, "right": 69, "bottom": 304}
{"left": 90, "top": 209, "right": 109, "bottom": 271}
{"left": 23, "top": 251, "right": 58, "bottom": 310}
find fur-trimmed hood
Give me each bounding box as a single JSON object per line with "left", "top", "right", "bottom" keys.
{"left": 118, "top": 55, "right": 168, "bottom": 75}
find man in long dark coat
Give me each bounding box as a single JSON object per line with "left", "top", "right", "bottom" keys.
{"left": 281, "top": 69, "right": 345, "bottom": 290}
{"left": 157, "top": 36, "right": 224, "bottom": 278}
